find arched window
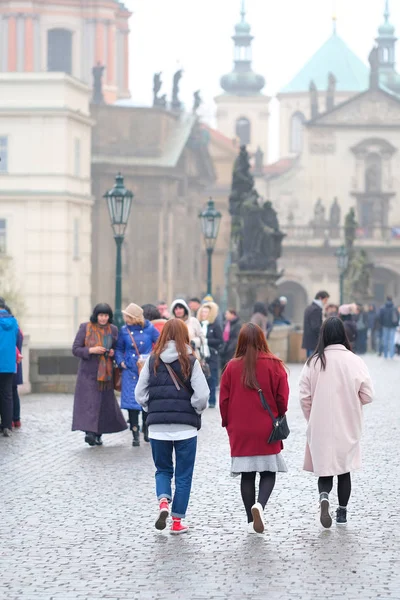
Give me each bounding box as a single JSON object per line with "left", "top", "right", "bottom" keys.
{"left": 47, "top": 29, "right": 72, "bottom": 74}
{"left": 236, "top": 117, "right": 251, "bottom": 145}
{"left": 290, "top": 111, "right": 306, "bottom": 154}
{"left": 365, "top": 152, "right": 382, "bottom": 193}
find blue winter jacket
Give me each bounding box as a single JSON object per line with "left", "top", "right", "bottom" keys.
{"left": 115, "top": 320, "right": 160, "bottom": 410}
{"left": 0, "top": 309, "right": 19, "bottom": 373}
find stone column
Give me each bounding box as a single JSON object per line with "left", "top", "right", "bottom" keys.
{"left": 8, "top": 15, "right": 17, "bottom": 71}
{"left": 16, "top": 14, "right": 25, "bottom": 72}
{"left": 95, "top": 20, "right": 105, "bottom": 64}
{"left": 107, "top": 22, "right": 115, "bottom": 86}
{"left": 123, "top": 31, "right": 129, "bottom": 92}
{"left": 24, "top": 15, "right": 34, "bottom": 71}
{"left": 33, "top": 15, "right": 41, "bottom": 70}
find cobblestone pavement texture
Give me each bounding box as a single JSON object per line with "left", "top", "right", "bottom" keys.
{"left": 0, "top": 355, "right": 399, "bottom": 600}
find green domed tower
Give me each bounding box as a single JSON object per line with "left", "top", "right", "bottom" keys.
{"left": 215, "top": 1, "right": 270, "bottom": 163}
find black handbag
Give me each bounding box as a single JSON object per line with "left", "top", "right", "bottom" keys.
{"left": 257, "top": 387, "right": 290, "bottom": 443}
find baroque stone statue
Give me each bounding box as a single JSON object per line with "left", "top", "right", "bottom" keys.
{"left": 313, "top": 198, "right": 326, "bottom": 225}
{"left": 309, "top": 80, "right": 319, "bottom": 119}
{"left": 329, "top": 197, "right": 341, "bottom": 237}
{"left": 238, "top": 191, "right": 284, "bottom": 272}
{"left": 153, "top": 72, "right": 164, "bottom": 107}
{"left": 192, "top": 90, "right": 202, "bottom": 114}
{"left": 92, "top": 62, "right": 105, "bottom": 104}
{"left": 171, "top": 69, "right": 183, "bottom": 111}
{"left": 326, "top": 72, "right": 336, "bottom": 112}
{"left": 344, "top": 207, "right": 357, "bottom": 252}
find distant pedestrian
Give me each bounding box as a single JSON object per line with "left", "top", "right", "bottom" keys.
{"left": 220, "top": 323, "right": 289, "bottom": 534}
{"left": 170, "top": 299, "right": 204, "bottom": 350}
{"left": 325, "top": 304, "right": 339, "bottom": 318}
{"left": 221, "top": 309, "right": 241, "bottom": 368}
{"left": 4, "top": 304, "right": 24, "bottom": 428}
{"left": 116, "top": 303, "right": 159, "bottom": 446}
{"left": 142, "top": 304, "right": 167, "bottom": 335}
{"left": 0, "top": 298, "right": 19, "bottom": 437}
{"left": 268, "top": 297, "right": 291, "bottom": 325}
{"left": 188, "top": 297, "right": 201, "bottom": 317}
{"left": 354, "top": 304, "right": 368, "bottom": 355}
{"left": 299, "top": 317, "right": 373, "bottom": 528}
{"left": 135, "top": 319, "right": 209, "bottom": 534}
{"left": 157, "top": 301, "right": 170, "bottom": 320}
{"left": 197, "top": 302, "right": 223, "bottom": 408}
{"left": 302, "top": 291, "right": 330, "bottom": 357}
{"left": 339, "top": 304, "right": 357, "bottom": 351}
{"left": 72, "top": 303, "right": 127, "bottom": 446}
{"left": 251, "top": 302, "right": 272, "bottom": 338}
{"left": 395, "top": 307, "right": 400, "bottom": 356}
{"left": 379, "top": 296, "right": 399, "bottom": 359}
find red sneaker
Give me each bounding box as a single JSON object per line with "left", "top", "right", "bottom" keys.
{"left": 170, "top": 518, "right": 189, "bottom": 535}
{"left": 155, "top": 499, "right": 169, "bottom": 531}
{"left": 13, "top": 420, "right": 21, "bottom": 429}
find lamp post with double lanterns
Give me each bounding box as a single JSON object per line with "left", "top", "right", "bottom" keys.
{"left": 104, "top": 173, "right": 133, "bottom": 328}
{"left": 335, "top": 245, "right": 349, "bottom": 306}
{"left": 199, "top": 198, "right": 222, "bottom": 297}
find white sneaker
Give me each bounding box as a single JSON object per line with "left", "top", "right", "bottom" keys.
{"left": 247, "top": 522, "right": 257, "bottom": 534}
{"left": 251, "top": 503, "right": 265, "bottom": 534}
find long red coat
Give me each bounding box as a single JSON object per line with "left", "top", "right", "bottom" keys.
{"left": 219, "top": 353, "right": 289, "bottom": 457}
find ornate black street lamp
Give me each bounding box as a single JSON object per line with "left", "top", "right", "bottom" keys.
{"left": 104, "top": 173, "right": 133, "bottom": 328}
{"left": 199, "top": 198, "right": 222, "bottom": 297}
{"left": 335, "top": 245, "right": 349, "bottom": 306}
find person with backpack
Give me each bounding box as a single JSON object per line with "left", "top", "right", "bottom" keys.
{"left": 379, "top": 296, "right": 399, "bottom": 359}
{"left": 135, "top": 318, "right": 209, "bottom": 534}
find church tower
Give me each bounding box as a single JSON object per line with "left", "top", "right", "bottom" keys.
{"left": 376, "top": 0, "right": 400, "bottom": 95}
{"left": 0, "top": 0, "right": 131, "bottom": 102}
{"left": 215, "top": 1, "right": 270, "bottom": 162}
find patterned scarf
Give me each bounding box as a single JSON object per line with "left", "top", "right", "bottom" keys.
{"left": 85, "top": 322, "right": 113, "bottom": 390}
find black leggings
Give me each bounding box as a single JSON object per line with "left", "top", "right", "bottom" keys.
{"left": 128, "top": 409, "right": 147, "bottom": 430}
{"left": 240, "top": 472, "right": 276, "bottom": 523}
{"left": 318, "top": 472, "right": 351, "bottom": 507}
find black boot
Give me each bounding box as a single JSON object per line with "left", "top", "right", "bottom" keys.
{"left": 142, "top": 423, "right": 149, "bottom": 443}
{"left": 132, "top": 426, "right": 140, "bottom": 447}
{"left": 94, "top": 435, "right": 103, "bottom": 446}
{"left": 85, "top": 432, "right": 96, "bottom": 446}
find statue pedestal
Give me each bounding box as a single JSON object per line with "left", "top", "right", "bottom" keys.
{"left": 236, "top": 270, "right": 281, "bottom": 322}
{"left": 268, "top": 325, "right": 292, "bottom": 362}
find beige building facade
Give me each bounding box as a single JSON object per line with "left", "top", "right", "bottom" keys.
{"left": 0, "top": 73, "right": 93, "bottom": 344}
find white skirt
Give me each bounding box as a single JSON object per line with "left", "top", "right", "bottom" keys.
{"left": 231, "top": 453, "right": 288, "bottom": 477}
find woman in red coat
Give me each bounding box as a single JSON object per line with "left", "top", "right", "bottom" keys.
{"left": 219, "top": 323, "right": 289, "bottom": 534}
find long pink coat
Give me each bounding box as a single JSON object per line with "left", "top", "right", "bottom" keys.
{"left": 299, "top": 345, "right": 373, "bottom": 477}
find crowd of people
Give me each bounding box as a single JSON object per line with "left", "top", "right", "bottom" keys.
{"left": 302, "top": 292, "right": 400, "bottom": 360}
{"left": 69, "top": 289, "right": 375, "bottom": 536}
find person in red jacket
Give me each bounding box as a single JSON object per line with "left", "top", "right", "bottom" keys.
{"left": 219, "top": 322, "right": 289, "bottom": 534}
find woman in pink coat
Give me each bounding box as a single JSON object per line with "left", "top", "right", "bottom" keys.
{"left": 299, "top": 317, "right": 373, "bottom": 528}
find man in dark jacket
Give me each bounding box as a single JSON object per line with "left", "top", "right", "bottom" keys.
{"left": 379, "top": 296, "right": 399, "bottom": 359}
{"left": 221, "top": 309, "right": 242, "bottom": 368}
{"left": 302, "top": 291, "right": 330, "bottom": 357}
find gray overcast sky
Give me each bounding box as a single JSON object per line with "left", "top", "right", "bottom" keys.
{"left": 126, "top": 0, "right": 400, "bottom": 160}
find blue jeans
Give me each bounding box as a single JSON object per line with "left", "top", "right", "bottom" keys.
{"left": 382, "top": 327, "right": 396, "bottom": 358}
{"left": 207, "top": 365, "right": 219, "bottom": 407}
{"left": 150, "top": 437, "right": 197, "bottom": 518}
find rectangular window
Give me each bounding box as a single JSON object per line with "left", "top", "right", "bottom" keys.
{"left": 0, "top": 136, "right": 8, "bottom": 173}
{"left": 0, "top": 219, "right": 6, "bottom": 254}
{"left": 74, "top": 138, "right": 81, "bottom": 177}
{"left": 73, "top": 218, "right": 80, "bottom": 259}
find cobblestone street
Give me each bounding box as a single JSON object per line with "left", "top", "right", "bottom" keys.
{"left": 1, "top": 355, "right": 399, "bottom": 600}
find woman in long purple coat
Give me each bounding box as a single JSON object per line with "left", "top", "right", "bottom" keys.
{"left": 72, "top": 303, "right": 127, "bottom": 446}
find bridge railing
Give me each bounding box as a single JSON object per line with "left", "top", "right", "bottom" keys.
{"left": 281, "top": 226, "right": 400, "bottom": 246}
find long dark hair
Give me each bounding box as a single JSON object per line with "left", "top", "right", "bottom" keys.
{"left": 307, "top": 316, "right": 351, "bottom": 370}
{"left": 153, "top": 318, "right": 191, "bottom": 379}
{"left": 234, "top": 323, "right": 283, "bottom": 389}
